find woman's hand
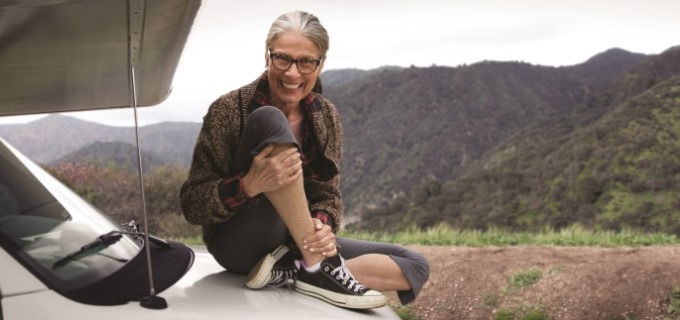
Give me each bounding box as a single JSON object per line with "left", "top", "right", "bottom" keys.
{"left": 242, "top": 144, "right": 302, "bottom": 197}
{"left": 303, "top": 218, "right": 337, "bottom": 257}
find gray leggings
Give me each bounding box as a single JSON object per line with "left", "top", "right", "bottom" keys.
{"left": 207, "top": 106, "right": 429, "bottom": 304}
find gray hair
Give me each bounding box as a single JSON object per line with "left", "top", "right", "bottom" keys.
{"left": 265, "top": 11, "right": 329, "bottom": 60}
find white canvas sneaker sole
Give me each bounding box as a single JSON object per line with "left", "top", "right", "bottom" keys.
{"left": 245, "top": 245, "right": 289, "bottom": 289}
{"left": 295, "top": 281, "right": 388, "bottom": 309}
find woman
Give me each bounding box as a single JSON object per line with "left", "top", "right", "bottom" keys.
{"left": 180, "top": 11, "right": 428, "bottom": 310}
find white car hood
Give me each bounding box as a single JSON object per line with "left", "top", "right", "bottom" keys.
{"left": 1, "top": 246, "right": 399, "bottom": 319}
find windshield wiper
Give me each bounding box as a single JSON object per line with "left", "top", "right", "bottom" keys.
{"left": 52, "top": 230, "right": 170, "bottom": 269}
{"left": 53, "top": 231, "right": 123, "bottom": 269}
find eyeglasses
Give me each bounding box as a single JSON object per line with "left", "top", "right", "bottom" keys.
{"left": 268, "top": 50, "right": 322, "bottom": 74}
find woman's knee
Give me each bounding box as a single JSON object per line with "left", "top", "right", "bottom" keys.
{"left": 248, "top": 105, "right": 286, "bottom": 126}
{"left": 244, "top": 106, "right": 298, "bottom": 154}
{"left": 245, "top": 106, "right": 286, "bottom": 135}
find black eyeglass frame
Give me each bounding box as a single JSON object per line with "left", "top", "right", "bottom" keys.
{"left": 268, "top": 50, "right": 322, "bottom": 74}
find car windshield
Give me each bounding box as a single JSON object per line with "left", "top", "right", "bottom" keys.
{"left": 0, "top": 138, "right": 140, "bottom": 292}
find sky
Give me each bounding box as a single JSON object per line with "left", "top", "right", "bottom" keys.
{"left": 2, "top": 0, "right": 679, "bottom": 126}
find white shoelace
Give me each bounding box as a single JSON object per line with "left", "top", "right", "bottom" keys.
{"left": 330, "top": 257, "right": 367, "bottom": 293}
{"left": 269, "top": 269, "right": 295, "bottom": 287}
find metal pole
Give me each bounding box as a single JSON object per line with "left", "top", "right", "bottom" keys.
{"left": 127, "top": 0, "right": 167, "bottom": 309}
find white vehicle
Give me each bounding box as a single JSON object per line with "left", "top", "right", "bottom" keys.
{"left": 0, "top": 1, "right": 399, "bottom": 319}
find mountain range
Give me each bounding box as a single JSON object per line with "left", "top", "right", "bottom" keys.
{"left": 1, "top": 45, "right": 679, "bottom": 232}
{"left": 0, "top": 114, "right": 200, "bottom": 168}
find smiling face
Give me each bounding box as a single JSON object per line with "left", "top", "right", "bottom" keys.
{"left": 266, "top": 32, "right": 323, "bottom": 111}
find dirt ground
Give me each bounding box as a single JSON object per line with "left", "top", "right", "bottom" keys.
{"left": 391, "top": 246, "right": 680, "bottom": 320}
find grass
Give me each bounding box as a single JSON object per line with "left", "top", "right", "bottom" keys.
{"left": 495, "top": 305, "right": 550, "bottom": 320}
{"left": 180, "top": 236, "right": 205, "bottom": 246}
{"left": 669, "top": 287, "right": 680, "bottom": 315}
{"left": 176, "top": 223, "right": 680, "bottom": 247}
{"left": 393, "top": 305, "right": 419, "bottom": 320}
{"left": 508, "top": 268, "right": 542, "bottom": 289}
{"left": 337, "top": 223, "right": 680, "bottom": 247}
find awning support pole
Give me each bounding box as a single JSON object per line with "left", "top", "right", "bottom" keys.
{"left": 127, "top": 0, "right": 168, "bottom": 310}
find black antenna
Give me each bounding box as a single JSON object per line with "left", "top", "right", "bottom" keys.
{"left": 127, "top": 0, "right": 167, "bottom": 309}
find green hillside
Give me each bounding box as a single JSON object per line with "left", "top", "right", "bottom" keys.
{"left": 324, "top": 48, "right": 647, "bottom": 217}
{"left": 349, "top": 50, "right": 680, "bottom": 234}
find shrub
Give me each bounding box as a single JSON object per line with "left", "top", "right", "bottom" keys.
{"left": 668, "top": 287, "right": 680, "bottom": 314}
{"left": 508, "top": 268, "right": 542, "bottom": 289}
{"left": 45, "top": 161, "right": 199, "bottom": 238}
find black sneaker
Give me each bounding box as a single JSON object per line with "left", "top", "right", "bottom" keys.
{"left": 295, "top": 254, "right": 387, "bottom": 309}
{"left": 246, "top": 245, "right": 297, "bottom": 289}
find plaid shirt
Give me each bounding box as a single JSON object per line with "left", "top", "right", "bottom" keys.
{"left": 218, "top": 72, "right": 333, "bottom": 228}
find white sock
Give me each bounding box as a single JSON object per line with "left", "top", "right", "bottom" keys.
{"left": 299, "top": 260, "right": 321, "bottom": 272}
